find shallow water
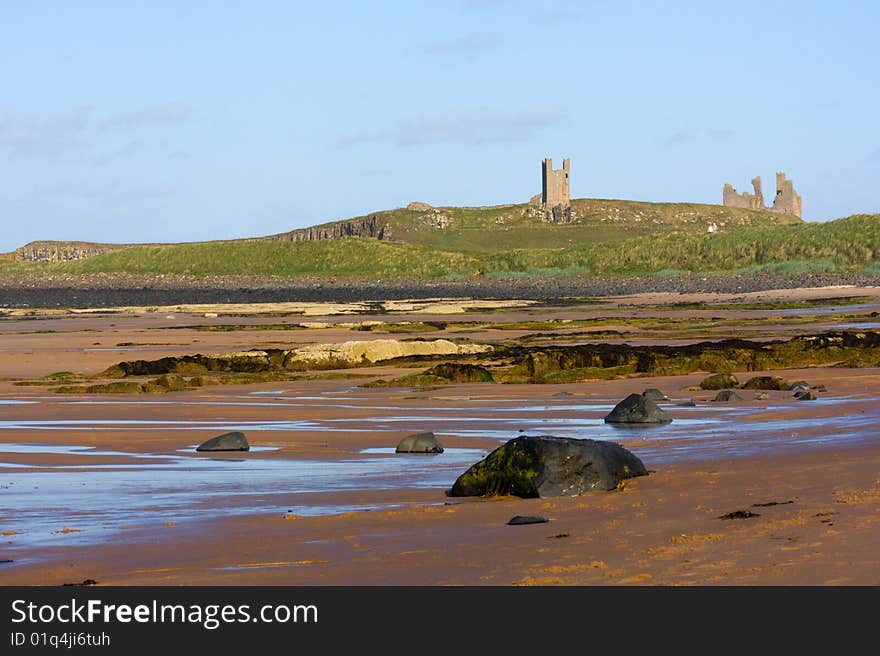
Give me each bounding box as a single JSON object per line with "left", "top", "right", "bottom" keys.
{"left": 2, "top": 390, "right": 876, "bottom": 552}
{"left": 0, "top": 444, "right": 487, "bottom": 549}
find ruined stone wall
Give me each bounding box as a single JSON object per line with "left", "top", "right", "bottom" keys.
{"left": 722, "top": 171, "right": 802, "bottom": 218}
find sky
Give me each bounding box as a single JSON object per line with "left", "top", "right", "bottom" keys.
{"left": 1, "top": 0, "right": 878, "bottom": 251}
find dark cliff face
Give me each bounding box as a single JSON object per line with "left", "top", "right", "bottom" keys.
{"left": 274, "top": 215, "right": 388, "bottom": 242}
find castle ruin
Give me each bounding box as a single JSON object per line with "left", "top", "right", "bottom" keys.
{"left": 723, "top": 171, "right": 802, "bottom": 218}
{"left": 537, "top": 157, "right": 572, "bottom": 223}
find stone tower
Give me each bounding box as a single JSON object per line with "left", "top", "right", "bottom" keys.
{"left": 541, "top": 157, "right": 571, "bottom": 223}
{"left": 772, "top": 171, "right": 802, "bottom": 217}
{"left": 542, "top": 158, "right": 570, "bottom": 207}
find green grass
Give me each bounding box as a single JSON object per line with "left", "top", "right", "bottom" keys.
{"left": 47, "top": 239, "right": 481, "bottom": 278}
{"left": 5, "top": 213, "right": 880, "bottom": 280}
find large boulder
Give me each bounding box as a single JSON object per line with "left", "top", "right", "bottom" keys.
{"left": 699, "top": 373, "right": 739, "bottom": 390}
{"left": 395, "top": 432, "right": 444, "bottom": 454}
{"left": 604, "top": 394, "right": 671, "bottom": 424}
{"left": 642, "top": 388, "right": 668, "bottom": 401}
{"left": 449, "top": 435, "right": 647, "bottom": 498}
{"left": 712, "top": 389, "right": 743, "bottom": 402}
{"left": 742, "top": 376, "right": 789, "bottom": 391}
{"left": 196, "top": 431, "right": 249, "bottom": 452}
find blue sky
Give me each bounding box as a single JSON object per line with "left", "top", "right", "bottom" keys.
{"left": 1, "top": 0, "right": 878, "bottom": 250}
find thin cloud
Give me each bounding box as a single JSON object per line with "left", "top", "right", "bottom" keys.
{"left": 99, "top": 103, "right": 192, "bottom": 132}
{"left": 40, "top": 177, "right": 177, "bottom": 201}
{"left": 462, "top": 0, "right": 513, "bottom": 9}
{"left": 94, "top": 140, "right": 144, "bottom": 166}
{"left": 0, "top": 107, "right": 92, "bottom": 156}
{"left": 662, "top": 127, "right": 735, "bottom": 148}
{"left": 339, "top": 107, "right": 565, "bottom": 148}
{"left": 422, "top": 32, "right": 502, "bottom": 58}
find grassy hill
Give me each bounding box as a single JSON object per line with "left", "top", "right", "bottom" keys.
{"left": 4, "top": 213, "right": 877, "bottom": 280}
{"left": 269, "top": 198, "right": 800, "bottom": 252}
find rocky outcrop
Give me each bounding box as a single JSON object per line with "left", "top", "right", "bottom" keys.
{"left": 422, "top": 362, "right": 494, "bottom": 383}
{"left": 712, "top": 389, "right": 743, "bottom": 402}
{"left": 196, "top": 431, "right": 249, "bottom": 452}
{"left": 741, "top": 376, "right": 789, "bottom": 390}
{"left": 14, "top": 241, "right": 131, "bottom": 263}
{"left": 604, "top": 394, "right": 672, "bottom": 424}
{"left": 700, "top": 373, "right": 739, "bottom": 390}
{"left": 287, "top": 339, "right": 492, "bottom": 367}
{"left": 449, "top": 435, "right": 647, "bottom": 498}
{"left": 396, "top": 432, "right": 444, "bottom": 454}
{"left": 273, "top": 215, "right": 389, "bottom": 242}
{"left": 102, "top": 340, "right": 493, "bottom": 378}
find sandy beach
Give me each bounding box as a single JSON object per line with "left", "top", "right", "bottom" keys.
{"left": 2, "top": 286, "right": 879, "bottom": 585}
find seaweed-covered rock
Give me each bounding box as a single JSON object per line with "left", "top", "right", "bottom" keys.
{"left": 604, "top": 394, "right": 672, "bottom": 424}
{"left": 395, "top": 432, "right": 444, "bottom": 454}
{"left": 699, "top": 373, "right": 739, "bottom": 390}
{"left": 196, "top": 431, "right": 249, "bottom": 452}
{"left": 449, "top": 435, "right": 647, "bottom": 498}
{"left": 742, "top": 376, "right": 789, "bottom": 391}
{"left": 788, "top": 380, "right": 811, "bottom": 391}
{"left": 712, "top": 389, "right": 743, "bottom": 402}
{"left": 794, "top": 390, "right": 818, "bottom": 401}
{"left": 642, "top": 388, "right": 668, "bottom": 401}
{"left": 423, "top": 363, "right": 495, "bottom": 383}
{"left": 507, "top": 515, "right": 548, "bottom": 525}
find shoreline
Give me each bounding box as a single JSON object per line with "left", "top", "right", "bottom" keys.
{"left": 3, "top": 273, "right": 880, "bottom": 308}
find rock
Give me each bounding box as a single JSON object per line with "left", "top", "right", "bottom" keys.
{"left": 788, "top": 380, "right": 811, "bottom": 391}
{"left": 794, "top": 390, "right": 818, "bottom": 400}
{"left": 678, "top": 399, "right": 697, "bottom": 407}
{"left": 642, "top": 388, "right": 668, "bottom": 401}
{"left": 287, "top": 339, "right": 493, "bottom": 367}
{"left": 407, "top": 201, "right": 433, "bottom": 211}
{"left": 552, "top": 391, "right": 573, "bottom": 398}
{"left": 741, "top": 376, "right": 789, "bottom": 391}
{"left": 507, "top": 515, "right": 548, "bottom": 525}
{"left": 449, "top": 435, "right": 647, "bottom": 498}
{"left": 604, "top": 394, "right": 672, "bottom": 424}
{"left": 699, "top": 373, "right": 739, "bottom": 390}
{"left": 712, "top": 389, "right": 743, "bottom": 402}
{"left": 196, "top": 431, "right": 249, "bottom": 452}
{"left": 719, "top": 510, "right": 760, "bottom": 520}
{"left": 423, "top": 362, "right": 494, "bottom": 383}
{"left": 395, "top": 432, "right": 444, "bottom": 454}
{"left": 754, "top": 392, "right": 770, "bottom": 400}
{"left": 62, "top": 579, "right": 98, "bottom": 586}
{"left": 814, "top": 385, "right": 828, "bottom": 392}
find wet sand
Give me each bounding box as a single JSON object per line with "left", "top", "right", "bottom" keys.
{"left": 1, "top": 286, "right": 879, "bottom": 585}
